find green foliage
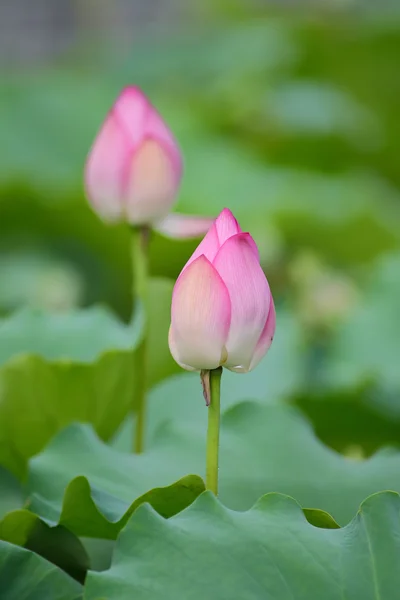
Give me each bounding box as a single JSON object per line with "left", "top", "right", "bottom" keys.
{"left": 0, "top": 278, "right": 175, "bottom": 478}
{"left": 0, "top": 540, "right": 82, "bottom": 599}
{"left": 26, "top": 397, "right": 400, "bottom": 526}
{"left": 85, "top": 491, "right": 400, "bottom": 599}
{"left": 0, "top": 468, "right": 23, "bottom": 519}
{"left": 0, "top": 307, "right": 141, "bottom": 477}
{"left": 0, "top": 511, "right": 89, "bottom": 583}
{"left": 0, "top": 7, "right": 400, "bottom": 598}
{"left": 326, "top": 254, "right": 400, "bottom": 392}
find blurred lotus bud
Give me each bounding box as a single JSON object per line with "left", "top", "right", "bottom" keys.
{"left": 85, "top": 86, "right": 182, "bottom": 226}
{"left": 169, "top": 208, "right": 275, "bottom": 373}
{"left": 289, "top": 251, "right": 358, "bottom": 328}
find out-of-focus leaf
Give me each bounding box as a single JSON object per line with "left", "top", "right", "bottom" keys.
{"left": 0, "top": 468, "right": 23, "bottom": 518}
{"left": 326, "top": 253, "right": 400, "bottom": 392}
{"left": 146, "top": 278, "right": 180, "bottom": 385}
{"left": 0, "top": 306, "right": 141, "bottom": 364}
{"left": 294, "top": 386, "right": 400, "bottom": 457}
{"left": 0, "top": 540, "right": 82, "bottom": 599}
{"left": 0, "top": 306, "right": 141, "bottom": 477}
{"left": 0, "top": 275, "right": 177, "bottom": 478}
{"left": 0, "top": 251, "right": 83, "bottom": 313}
{"left": 265, "top": 80, "right": 381, "bottom": 144}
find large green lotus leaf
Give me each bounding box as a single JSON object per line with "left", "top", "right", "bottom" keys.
{"left": 28, "top": 471, "right": 204, "bottom": 540}
{"left": 0, "top": 306, "right": 142, "bottom": 364}
{"left": 0, "top": 540, "right": 82, "bottom": 599}
{"left": 26, "top": 419, "right": 204, "bottom": 539}
{"left": 0, "top": 277, "right": 177, "bottom": 479}
{"left": 84, "top": 490, "right": 400, "bottom": 600}
{"left": 0, "top": 306, "right": 140, "bottom": 478}
{"left": 29, "top": 399, "right": 400, "bottom": 527}
{"left": 0, "top": 445, "right": 202, "bottom": 574}
{"left": 326, "top": 254, "right": 400, "bottom": 398}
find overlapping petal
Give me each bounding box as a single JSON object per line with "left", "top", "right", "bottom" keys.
{"left": 213, "top": 208, "right": 241, "bottom": 245}
{"left": 248, "top": 296, "right": 276, "bottom": 372}
{"left": 85, "top": 109, "right": 128, "bottom": 222}
{"left": 170, "top": 256, "right": 231, "bottom": 370}
{"left": 182, "top": 207, "right": 240, "bottom": 270}
{"left": 111, "top": 86, "right": 148, "bottom": 150}
{"left": 213, "top": 233, "right": 271, "bottom": 372}
{"left": 183, "top": 223, "right": 220, "bottom": 270}
{"left": 125, "top": 138, "right": 178, "bottom": 224}
{"left": 168, "top": 208, "right": 275, "bottom": 373}
{"left": 112, "top": 87, "right": 182, "bottom": 177}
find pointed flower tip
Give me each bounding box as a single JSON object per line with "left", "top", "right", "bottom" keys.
{"left": 219, "top": 207, "right": 236, "bottom": 218}
{"left": 115, "top": 85, "right": 148, "bottom": 108}
{"left": 216, "top": 208, "right": 240, "bottom": 227}
{"left": 213, "top": 207, "right": 242, "bottom": 247}
{"left": 120, "top": 84, "right": 143, "bottom": 96}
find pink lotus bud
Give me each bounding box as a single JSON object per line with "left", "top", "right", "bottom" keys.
{"left": 85, "top": 86, "right": 182, "bottom": 226}
{"left": 169, "top": 208, "right": 276, "bottom": 373}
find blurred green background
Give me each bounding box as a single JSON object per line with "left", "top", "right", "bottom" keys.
{"left": 1, "top": 0, "right": 400, "bottom": 458}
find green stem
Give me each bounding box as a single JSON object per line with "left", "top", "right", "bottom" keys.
{"left": 206, "top": 367, "right": 223, "bottom": 495}
{"left": 131, "top": 226, "right": 150, "bottom": 454}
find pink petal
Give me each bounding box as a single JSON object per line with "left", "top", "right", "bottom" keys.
{"left": 170, "top": 256, "right": 231, "bottom": 371}
{"left": 154, "top": 214, "right": 215, "bottom": 239}
{"left": 84, "top": 108, "right": 129, "bottom": 222}
{"left": 145, "top": 98, "right": 182, "bottom": 184}
{"left": 116, "top": 87, "right": 182, "bottom": 184}
{"left": 244, "top": 234, "right": 260, "bottom": 260}
{"left": 214, "top": 208, "right": 241, "bottom": 245}
{"left": 213, "top": 233, "right": 271, "bottom": 372}
{"left": 168, "top": 327, "right": 196, "bottom": 371}
{"left": 214, "top": 208, "right": 259, "bottom": 259}
{"left": 248, "top": 295, "right": 276, "bottom": 372}
{"left": 112, "top": 87, "right": 148, "bottom": 150}
{"left": 125, "top": 137, "right": 179, "bottom": 225}
{"left": 180, "top": 208, "right": 242, "bottom": 272}
{"left": 182, "top": 222, "right": 220, "bottom": 270}
{"left": 86, "top": 86, "right": 183, "bottom": 225}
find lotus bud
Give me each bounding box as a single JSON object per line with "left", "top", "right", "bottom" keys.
{"left": 169, "top": 208, "right": 275, "bottom": 373}
{"left": 85, "top": 86, "right": 182, "bottom": 226}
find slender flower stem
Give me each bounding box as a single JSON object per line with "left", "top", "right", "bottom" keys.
{"left": 206, "top": 367, "right": 223, "bottom": 495}
{"left": 131, "top": 225, "right": 150, "bottom": 454}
